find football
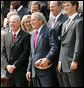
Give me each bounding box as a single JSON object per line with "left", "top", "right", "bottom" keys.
{"left": 34, "top": 59, "right": 42, "bottom": 67}
{"left": 34, "top": 59, "right": 53, "bottom": 70}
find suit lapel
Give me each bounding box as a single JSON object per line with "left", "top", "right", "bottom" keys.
{"left": 31, "top": 32, "right": 36, "bottom": 53}
{"left": 62, "top": 21, "right": 74, "bottom": 36}
{"left": 53, "top": 21, "right": 59, "bottom": 29}
{"left": 53, "top": 14, "right": 63, "bottom": 28}
{"left": 62, "top": 15, "right": 79, "bottom": 37}
{"left": 7, "top": 31, "right": 13, "bottom": 48}
{"left": 34, "top": 26, "right": 45, "bottom": 53}
{"left": 10, "top": 31, "right": 13, "bottom": 46}
{"left": 11, "top": 30, "right": 22, "bottom": 48}
{"left": 17, "top": 7, "right": 23, "bottom": 14}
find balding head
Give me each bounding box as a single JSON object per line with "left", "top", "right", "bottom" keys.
{"left": 9, "top": 15, "right": 20, "bottom": 22}
{"left": 9, "top": 15, "right": 21, "bottom": 33}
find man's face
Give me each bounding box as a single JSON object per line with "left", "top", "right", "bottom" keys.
{"left": 31, "top": 14, "right": 42, "bottom": 30}
{"left": 50, "top": 1, "right": 61, "bottom": 16}
{"left": 31, "top": 4, "right": 40, "bottom": 13}
{"left": 11, "top": 1, "right": 21, "bottom": 9}
{"left": 64, "top": 1, "right": 76, "bottom": 16}
{"left": 1, "top": 1, "right": 3, "bottom": 5}
{"left": 9, "top": 16, "right": 21, "bottom": 32}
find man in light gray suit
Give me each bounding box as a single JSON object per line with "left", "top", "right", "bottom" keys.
{"left": 57, "top": 1, "right": 83, "bottom": 87}
{"left": 26, "top": 12, "right": 59, "bottom": 87}
{"left": 48, "top": 1, "right": 68, "bottom": 87}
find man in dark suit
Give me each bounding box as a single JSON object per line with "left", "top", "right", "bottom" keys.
{"left": 26, "top": 12, "right": 59, "bottom": 87}
{"left": 2, "top": 15, "right": 30, "bottom": 87}
{"left": 11, "top": 1, "right": 29, "bottom": 20}
{"left": 1, "top": 1, "right": 9, "bottom": 18}
{"left": 48, "top": 1, "right": 68, "bottom": 87}
{"left": 57, "top": 1, "right": 83, "bottom": 87}
{"left": 28, "top": 1, "right": 49, "bottom": 22}
{"left": 48, "top": 1, "right": 68, "bottom": 37}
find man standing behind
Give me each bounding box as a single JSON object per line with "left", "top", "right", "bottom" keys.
{"left": 10, "top": 1, "right": 29, "bottom": 20}
{"left": 2, "top": 15, "right": 30, "bottom": 87}
{"left": 26, "top": 12, "right": 59, "bottom": 87}
{"left": 48, "top": 1, "right": 68, "bottom": 87}
{"left": 48, "top": 1, "right": 68, "bottom": 37}
{"left": 1, "top": 1, "right": 9, "bottom": 18}
{"left": 57, "top": 1, "right": 83, "bottom": 87}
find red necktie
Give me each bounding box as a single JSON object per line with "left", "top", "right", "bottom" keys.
{"left": 34, "top": 31, "right": 38, "bottom": 48}
{"left": 13, "top": 33, "right": 16, "bottom": 42}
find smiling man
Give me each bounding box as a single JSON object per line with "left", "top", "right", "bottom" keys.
{"left": 26, "top": 12, "right": 59, "bottom": 87}
{"left": 2, "top": 15, "right": 30, "bottom": 87}
{"left": 57, "top": 1, "right": 83, "bottom": 87}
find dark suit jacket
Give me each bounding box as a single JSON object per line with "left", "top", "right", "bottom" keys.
{"left": 59, "top": 15, "right": 83, "bottom": 72}
{"left": 48, "top": 13, "right": 68, "bottom": 56}
{"left": 80, "top": 12, "right": 83, "bottom": 18}
{"left": 48, "top": 13, "right": 68, "bottom": 37}
{"left": 17, "top": 6, "right": 30, "bottom": 20}
{"left": 1, "top": 6, "right": 9, "bottom": 18}
{"left": 2, "top": 29, "right": 30, "bottom": 79}
{"left": 27, "top": 26, "right": 59, "bottom": 78}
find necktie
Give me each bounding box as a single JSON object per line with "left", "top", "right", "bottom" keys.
{"left": 34, "top": 31, "right": 38, "bottom": 48}
{"left": 51, "top": 18, "right": 56, "bottom": 28}
{"left": 13, "top": 33, "right": 16, "bottom": 42}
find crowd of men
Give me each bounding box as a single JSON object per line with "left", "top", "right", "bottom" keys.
{"left": 1, "top": 1, "right": 83, "bottom": 87}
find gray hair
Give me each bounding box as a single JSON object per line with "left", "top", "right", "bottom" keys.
{"left": 32, "top": 12, "right": 47, "bottom": 27}
{"left": 9, "top": 15, "right": 20, "bottom": 22}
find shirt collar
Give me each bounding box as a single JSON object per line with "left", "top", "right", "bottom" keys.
{"left": 12, "top": 28, "right": 21, "bottom": 37}
{"left": 17, "top": 5, "right": 23, "bottom": 12}
{"left": 69, "top": 13, "right": 78, "bottom": 20}
{"left": 53, "top": 13, "right": 62, "bottom": 22}
{"left": 37, "top": 25, "right": 43, "bottom": 35}
{"left": 55, "top": 13, "right": 62, "bottom": 20}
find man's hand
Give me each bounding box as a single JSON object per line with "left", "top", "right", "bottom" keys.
{"left": 57, "top": 61, "right": 61, "bottom": 72}
{"left": 6, "top": 65, "right": 16, "bottom": 73}
{"left": 26, "top": 71, "right": 31, "bottom": 82}
{"left": 6, "top": 65, "right": 11, "bottom": 72}
{"left": 70, "top": 61, "right": 78, "bottom": 70}
{"left": 39, "top": 58, "right": 51, "bottom": 68}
